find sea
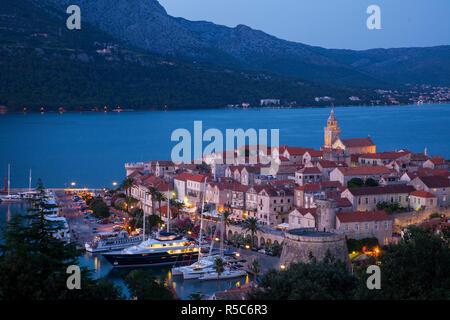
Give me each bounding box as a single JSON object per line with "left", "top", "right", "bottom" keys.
{"left": 0, "top": 104, "right": 449, "bottom": 298}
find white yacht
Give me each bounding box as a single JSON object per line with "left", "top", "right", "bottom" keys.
{"left": 198, "top": 269, "right": 247, "bottom": 281}
{"left": 85, "top": 230, "right": 142, "bottom": 253}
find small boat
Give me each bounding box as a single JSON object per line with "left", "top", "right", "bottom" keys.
{"left": 85, "top": 230, "right": 142, "bottom": 253}
{"left": 0, "top": 194, "right": 22, "bottom": 202}
{"left": 198, "top": 269, "right": 247, "bottom": 281}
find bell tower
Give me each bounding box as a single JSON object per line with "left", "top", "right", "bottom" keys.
{"left": 324, "top": 109, "right": 341, "bottom": 148}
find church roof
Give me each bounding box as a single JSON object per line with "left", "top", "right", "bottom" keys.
{"left": 340, "top": 137, "right": 375, "bottom": 148}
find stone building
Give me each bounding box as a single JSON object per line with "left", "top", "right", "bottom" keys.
{"left": 340, "top": 185, "right": 415, "bottom": 211}
{"left": 335, "top": 210, "right": 392, "bottom": 245}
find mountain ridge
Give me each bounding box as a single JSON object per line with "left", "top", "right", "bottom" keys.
{"left": 35, "top": 0, "right": 450, "bottom": 87}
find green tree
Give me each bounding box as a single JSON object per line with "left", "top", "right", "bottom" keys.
{"left": 120, "top": 177, "right": 135, "bottom": 199}
{"left": 249, "top": 254, "right": 358, "bottom": 300}
{"left": 213, "top": 257, "right": 226, "bottom": 280}
{"left": 357, "top": 226, "right": 450, "bottom": 300}
{"left": 155, "top": 191, "right": 167, "bottom": 219}
{"left": 364, "top": 178, "right": 379, "bottom": 187}
{"left": 250, "top": 259, "right": 260, "bottom": 280}
{"left": 242, "top": 217, "right": 261, "bottom": 247}
{"left": 146, "top": 187, "right": 158, "bottom": 215}
{"left": 347, "top": 178, "right": 364, "bottom": 188}
{"left": 0, "top": 181, "right": 122, "bottom": 300}
{"left": 124, "top": 270, "right": 174, "bottom": 300}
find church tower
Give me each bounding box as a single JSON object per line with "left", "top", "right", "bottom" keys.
{"left": 324, "top": 109, "right": 341, "bottom": 148}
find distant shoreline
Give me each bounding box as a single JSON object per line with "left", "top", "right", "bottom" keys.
{"left": 1, "top": 101, "right": 444, "bottom": 115}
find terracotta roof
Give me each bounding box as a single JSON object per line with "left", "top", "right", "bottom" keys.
{"left": 429, "top": 158, "right": 446, "bottom": 165}
{"left": 298, "top": 167, "right": 321, "bottom": 174}
{"left": 284, "top": 146, "right": 314, "bottom": 156}
{"left": 337, "top": 210, "right": 391, "bottom": 223}
{"left": 416, "top": 175, "right": 450, "bottom": 188}
{"left": 293, "top": 208, "right": 317, "bottom": 216}
{"left": 358, "top": 151, "right": 409, "bottom": 160}
{"left": 346, "top": 185, "right": 415, "bottom": 196}
{"left": 410, "top": 190, "right": 437, "bottom": 198}
{"left": 334, "top": 197, "right": 353, "bottom": 208}
{"left": 410, "top": 153, "right": 428, "bottom": 161}
{"left": 306, "top": 150, "right": 323, "bottom": 157}
{"left": 317, "top": 160, "right": 348, "bottom": 168}
{"left": 337, "top": 166, "right": 391, "bottom": 176}
{"left": 341, "top": 137, "right": 375, "bottom": 148}
{"left": 174, "top": 172, "right": 194, "bottom": 182}
{"left": 188, "top": 174, "right": 210, "bottom": 183}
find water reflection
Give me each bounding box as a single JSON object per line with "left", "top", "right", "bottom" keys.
{"left": 78, "top": 252, "right": 250, "bottom": 300}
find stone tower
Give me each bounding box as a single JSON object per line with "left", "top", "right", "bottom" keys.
{"left": 323, "top": 109, "right": 341, "bottom": 148}
{"left": 315, "top": 199, "right": 337, "bottom": 232}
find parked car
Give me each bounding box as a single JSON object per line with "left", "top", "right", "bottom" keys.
{"left": 258, "top": 249, "right": 266, "bottom": 254}
{"left": 266, "top": 251, "right": 276, "bottom": 256}
{"left": 251, "top": 247, "right": 259, "bottom": 252}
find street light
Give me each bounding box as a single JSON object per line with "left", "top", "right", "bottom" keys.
{"left": 112, "top": 182, "right": 118, "bottom": 187}
{"left": 71, "top": 182, "right": 76, "bottom": 187}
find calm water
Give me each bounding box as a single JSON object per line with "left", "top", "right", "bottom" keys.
{"left": 0, "top": 104, "right": 449, "bottom": 188}
{"left": 0, "top": 202, "right": 249, "bottom": 299}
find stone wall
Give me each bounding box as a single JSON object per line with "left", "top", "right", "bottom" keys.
{"left": 280, "top": 229, "right": 351, "bottom": 270}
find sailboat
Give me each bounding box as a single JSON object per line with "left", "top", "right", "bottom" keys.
{"left": 173, "top": 182, "right": 245, "bottom": 280}
{"left": 0, "top": 164, "right": 21, "bottom": 202}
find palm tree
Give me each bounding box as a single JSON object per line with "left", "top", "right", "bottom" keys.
{"left": 155, "top": 191, "right": 167, "bottom": 219}
{"left": 146, "top": 187, "right": 157, "bottom": 215}
{"left": 250, "top": 259, "right": 260, "bottom": 281}
{"left": 213, "top": 257, "right": 226, "bottom": 280}
{"left": 120, "top": 177, "right": 135, "bottom": 199}
{"left": 242, "top": 217, "right": 260, "bottom": 248}
{"left": 221, "top": 210, "right": 232, "bottom": 243}
{"left": 169, "top": 199, "right": 185, "bottom": 220}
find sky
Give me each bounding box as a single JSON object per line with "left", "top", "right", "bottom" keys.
{"left": 159, "top": 0, "right": 450, "bottom": 50}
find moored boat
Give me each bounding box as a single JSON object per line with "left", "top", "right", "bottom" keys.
{"left": 85, "top": 230, "right": 142, "bottom": 253}
{"left": 102, "top": 232, "right": 202, "bottom": 267}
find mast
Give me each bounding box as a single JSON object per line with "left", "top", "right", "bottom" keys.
{"left": 7, "top": 164, "right": 10, "bottom": 196}
{"left": 143, "top": 194, "right": 146, "bottom": 241}
{"left": 29, "top": 168, "right": 32, "bottom": 192}
{"left": 198, "top": 179, "right": 207, "bottom": 257}
{"left": 167, "top": 187, "right": 170, "bottom": 232}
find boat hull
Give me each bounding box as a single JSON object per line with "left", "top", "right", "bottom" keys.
{"left": 102, "top": 251, "right": 200, "bottom": 268}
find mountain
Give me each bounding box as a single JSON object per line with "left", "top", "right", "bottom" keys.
{"left": 37, "top": 0, "right": 450, "bottom": 87}
{"left": 1, "top": 0, "right": 375, "bottom": 111}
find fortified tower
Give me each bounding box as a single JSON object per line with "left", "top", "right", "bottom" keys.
{"left": 323, "top": 109, "right": 341, "bottom": 148}
{"left": 315, "top": 199, "right": 337, "bottom": 232}
{"left": 280, "top": 198, "right": 350, "bottom": 270}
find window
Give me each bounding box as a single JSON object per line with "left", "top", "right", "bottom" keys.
{"left": 355, "top": 224, "right": 359, "bottom": 231}
{"left": 384, "top": 222, "right": 388, "bottom": 230}
{"left": 365, "top": 223, "right": 368, "bottom": 231}
{"left": 345, "top": 225, "right": 349, "bottom": 231}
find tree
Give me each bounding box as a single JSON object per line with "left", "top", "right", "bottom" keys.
{"left": 155, "top": 191, "right": 167, "bottom": 219}
{"left": 124, "top": 270, "right": 174, "bottom": 300}
{"left": 347, "top": 178, "right": 364, "bottom": 188}
{"left": 0, "top": 181, "right": 122, "bottom": 300}
{"left": 357, "top": 226, "right": 450, "bottom": 300}
{"left": 146, "top": 187, "right": 158, "bottom": 215}
{"left": 248, "top": 254, "right": 358, "bottom": 300}
{"left": 364, "top": 178, "right": 379, "bottom": 187}
{"left": 213, "top": 257, "right": 226, "bottom": 280}
{"left": 250, "top": 259, "right": 260, "bottom": 280}
{"left": 242, "top": 217, "right": 261, "bottom": 247}
{"left": 221, "top": 210, "right": 232, "bottom": 243}
{"left": 188, "top": 292, "right": 205, "bottom": 300}
{"left": 169, "top": 198, "right": 185, "bottom": 220}
{"left": 120, "top": 177, "right": 135, "bottom": 199}
{"left": 89, "top": 197, "right": 110, "bottom": 218}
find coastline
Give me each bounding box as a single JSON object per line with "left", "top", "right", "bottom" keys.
{"left": 0, "top": 101, "right": 445, "bottom": 115}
